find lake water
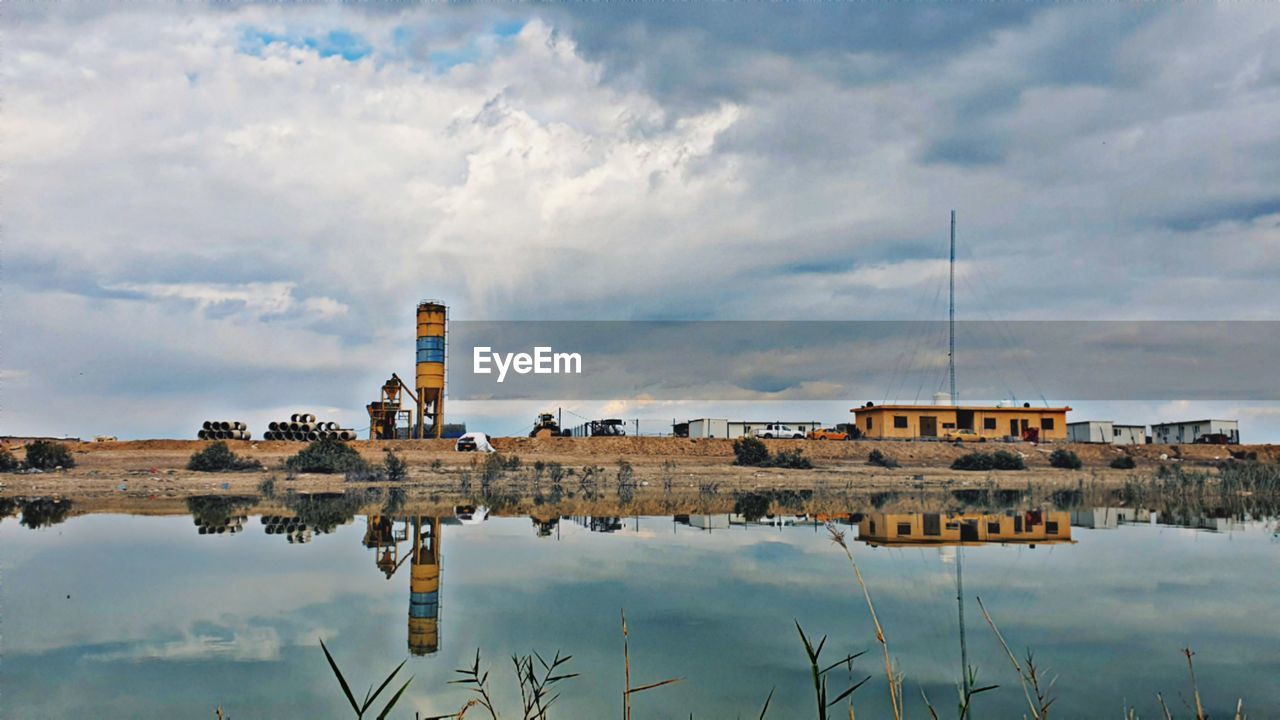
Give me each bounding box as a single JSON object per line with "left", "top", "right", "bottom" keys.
{"left": 2, "top": 504, "right": 1277, "bottom": 718}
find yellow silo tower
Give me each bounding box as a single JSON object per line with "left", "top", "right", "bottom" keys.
{"left": 415, "top": 300, "right": 447, "bottom": 438}
{"left": 407, "top": 516, "right": 442, "bottom": 656}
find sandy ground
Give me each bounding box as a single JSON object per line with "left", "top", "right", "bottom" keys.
{"left": 2, "top": 437, "right": 1271, "bottom": 518}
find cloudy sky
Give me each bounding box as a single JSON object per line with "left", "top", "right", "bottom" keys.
{"left": 3, "top": 3, "right": 1279, "bottom": 439}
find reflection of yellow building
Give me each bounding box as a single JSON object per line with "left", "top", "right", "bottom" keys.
{"left": 851, "top": 404, "right": 1071, "bottom": 441}
{"left": 408, "top": 516, "right": 442, "bottom": 656}
{"left": 858, "top": 511, "right": 1073, "bottom": 547}
{"left": 364, "top": 515, "right": 443, "bottom": 656}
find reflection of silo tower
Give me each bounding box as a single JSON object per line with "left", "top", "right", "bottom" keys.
{"left": 415, "top": 301, "right": 447, "bottom": 438}
{"left": 408, "top": 516, "right": 442, "bottom": 656}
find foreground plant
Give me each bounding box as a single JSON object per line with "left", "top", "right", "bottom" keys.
{"left": 320, "top": 639, "right": 413, "bottom": 720}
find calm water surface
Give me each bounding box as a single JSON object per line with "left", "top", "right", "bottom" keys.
{"left": 2, "top": 507, "right": 1277, "bottom": 718}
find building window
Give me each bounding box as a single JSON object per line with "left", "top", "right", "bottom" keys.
{"left": 1046, "top": 521, "right": 1059, "bottom": 534}
{"left": 866, "top": 417, "right": 873, "bottom": 430}
{"left": 896, "top": 522, "right": 912, "bottom": 536}
{"left": 987, "top": 522, "right": 1001, "bottom": 534}
{"left": 893, "top": 416, "right": 908, "bottom": 429}
{"left": 1042, "top": 418, "right": 1055, "bottom": 430}
{"left": 942, "top": 422, "right": 956, "bottom": 429}
{"left": 983, "top": 417, "right": 997, "bottom": 430}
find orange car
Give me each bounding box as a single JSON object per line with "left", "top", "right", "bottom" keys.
{"left": 809, "top": 428, "right": 850, "bottom": 441}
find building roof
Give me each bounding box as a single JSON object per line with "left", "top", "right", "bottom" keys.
{"left": 1151, "top": 419, "right": 1238, "bottom": 427}
{"left": 850, "top": 404, "right": 1072, "bottom": 413}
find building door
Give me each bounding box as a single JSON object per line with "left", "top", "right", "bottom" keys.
{"left": 920, "top": 416, "right": 937, "bottom": 437}
{"left": 960, "top": 520, "right": 979, "bottom": 542}
{"left": 1010, "top": 419, "right": 1019, "bottom": 437}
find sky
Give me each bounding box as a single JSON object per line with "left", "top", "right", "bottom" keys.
{"left": 2, "top": 3, "right": 1279, "bottom": 439}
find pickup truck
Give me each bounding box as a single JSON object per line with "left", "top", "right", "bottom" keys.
{"left": 754, "top": 424, "right": 807, "bottom": 439}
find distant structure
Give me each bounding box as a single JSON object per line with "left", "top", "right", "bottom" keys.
{"left": 682, "top": 419, "right": 822, "bottom": 439}
{"left": 1067, "top": 421, "right": 1146, "bottom": 445}
{"left": 1151, "top": 419, "right": 1239, "bottom": 445}
{"left": 851, "top": 403, "right": 1071, "bottom": 442}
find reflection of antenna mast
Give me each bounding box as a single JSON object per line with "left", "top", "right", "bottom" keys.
{"left": 956, "top": 542, "right": 970, "bottom": 704}
{"left": 949, "top": 210, "right": 957, "bottom": 405}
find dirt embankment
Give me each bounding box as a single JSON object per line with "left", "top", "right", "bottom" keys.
{"left": 2, "top": 437, "right": 1272, "bottom": 517}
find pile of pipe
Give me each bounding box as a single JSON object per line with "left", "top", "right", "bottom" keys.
{"left": 263, "top": 413, "right": 358, "bottom": 441}
{"left": 261, "top": 515, "right": 313, "bottom": 544}
{"left": 198, "top": 421, "right": 250, "bottom": 440}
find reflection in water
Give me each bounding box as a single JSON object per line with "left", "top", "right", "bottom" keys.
{"left": 360, "top": 513, "right": 460, "bottom": 656}
{"left": 187, "top": 496, "right": 258, "bottom": 536}
{"left": 0, "top": 496, "right": 76, "bottom": 529}
{"left": 261, "top": 514, "right": 314, "bottom": 543}
{"left": 2, "top": 501, "right": 1278, "bottom": 718}
{"left": 858, "top": 511, "right": 1074, "bottom": 547}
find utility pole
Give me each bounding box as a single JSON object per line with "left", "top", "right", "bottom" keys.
{"left": 949, "top": 210, "right": 957, "bottom": 406}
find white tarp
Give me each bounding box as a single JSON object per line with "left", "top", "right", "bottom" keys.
{"left": 456, "top": 432, "right": 495, "bottom": 453}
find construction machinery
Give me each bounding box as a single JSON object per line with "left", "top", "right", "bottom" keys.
{"left": 569, "top": 418, "right": 627, "bottom": 437}
{"left": 530, "top": 412, "right": 566, "bottom": 438}
{"left": 367, "top": 374, "right": 417, "bottom": 440}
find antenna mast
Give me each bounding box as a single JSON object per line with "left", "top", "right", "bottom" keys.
{"left": 949, "top": 210, "right": 957, "bottom": 405}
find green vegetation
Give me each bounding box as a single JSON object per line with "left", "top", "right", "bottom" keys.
{"left": 187, "top": 441, "right": 263, "bottom": 472}
{"left": 867, "top": 449, "right": 899, "bottom": 468}
{"left": 285, "top": 491, "right": 368, "bottom": 534}
{"left": 1048, "top": 448, "right": 1083, "bottom": 470}
{"left": 319, "top": 639, "right": 412, "bottom": 720}
{"left": 16, "top": 497, "right": 74, "bottom": 529}
{"left": 286, "top": 438, "right": 369, "bottom": 474}
{"left": 23, "top": 440, "right": 75, "bottom": 470}
{"left": 383, "top": 450, "right": 408, "bottom": 482}
{"left": 952, "top": 450, "right": 1026, "bottom": 471}
{"left": 0, "top": 446, "right": 19, "bottom": 472}
{"left": 733, "top": 437, "right": 814, "bottom": 469}
{"left": 1109, "top": 455, "right": 1137, "bottom": 470}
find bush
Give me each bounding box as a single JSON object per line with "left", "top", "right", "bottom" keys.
{"left": 733, "top": 436, "right": 813, "bottom": 469}
{"left": 771, "top": 448, "right": 813, "bottom": 469}
{"left": 24, "top": 441, "right": 75, "bottom": 470}
{"left": 384, "top": 450, "right": 408, "bottom": 482}
{"left": 991, "top": 450, "right": 1026, "bottom": 470}
{"left": 1049, "top": 448, "right": 1083, "bottom": 470}
{"left": 952, "top": 451, "right": 1025, "bottom": 471}
{"left": 286, "top": 438, "right": 369, "bottom": 474}
{"left": 1109, "top": 455, "right": 1137, "bottom": 470}
{"left": 188, "top": 442, "right": 263, "bottom": 472}
{"left": 867, "top": 449, "right": 899, "bottom": 468}
{"left": 732, "top": 437, "right": 772, "bottom": 466}
{"left": 0, "top": 447, "right": 19, "bottom": 472}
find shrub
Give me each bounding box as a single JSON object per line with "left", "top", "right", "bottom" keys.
{"left": 867, "top": 449, "right": 899, "bottom": 468}
{"left": 991, "top": 450, "right": 1026, "bottom": 470}
{"left": 1048, "top": 448, "right": 1083, "bottom": 470}
{"left": 771, "top": 448, "right": 813, "bottom": 469}
{"left": 1109, "top": 455, "right": 1137, "bottom": 470}
{"left": 733, "top": 436, "right": 814, "bottom": 469}
{"left": 188, "top": 442, "right": 263, "bottom": 472}
{"left": 732, "top": 437, "right": 771, "bottom": 466}
{"left": 952, "top": 451, "right": 1025, "bottom": 471}
{"left": 0, "top": 446, "right": 19, "bottom": 472}
{"left": 952, "top": 452, "right": 994, "bottom": 471}
{"left": 24, "top": 441, "right": 75, "bottom": 470}
{"left": 286, "top": 438, "right": 369, "bottom": 474}
{"left": 384, "top": 450, "right": 409, "bottom": 482}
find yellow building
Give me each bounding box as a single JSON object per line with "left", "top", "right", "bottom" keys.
{"left": 851, "top": 403, "right": 1071, "bottom": 441}
{"left": 858, "top": 511, "right": 1073, "bottom": 547}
